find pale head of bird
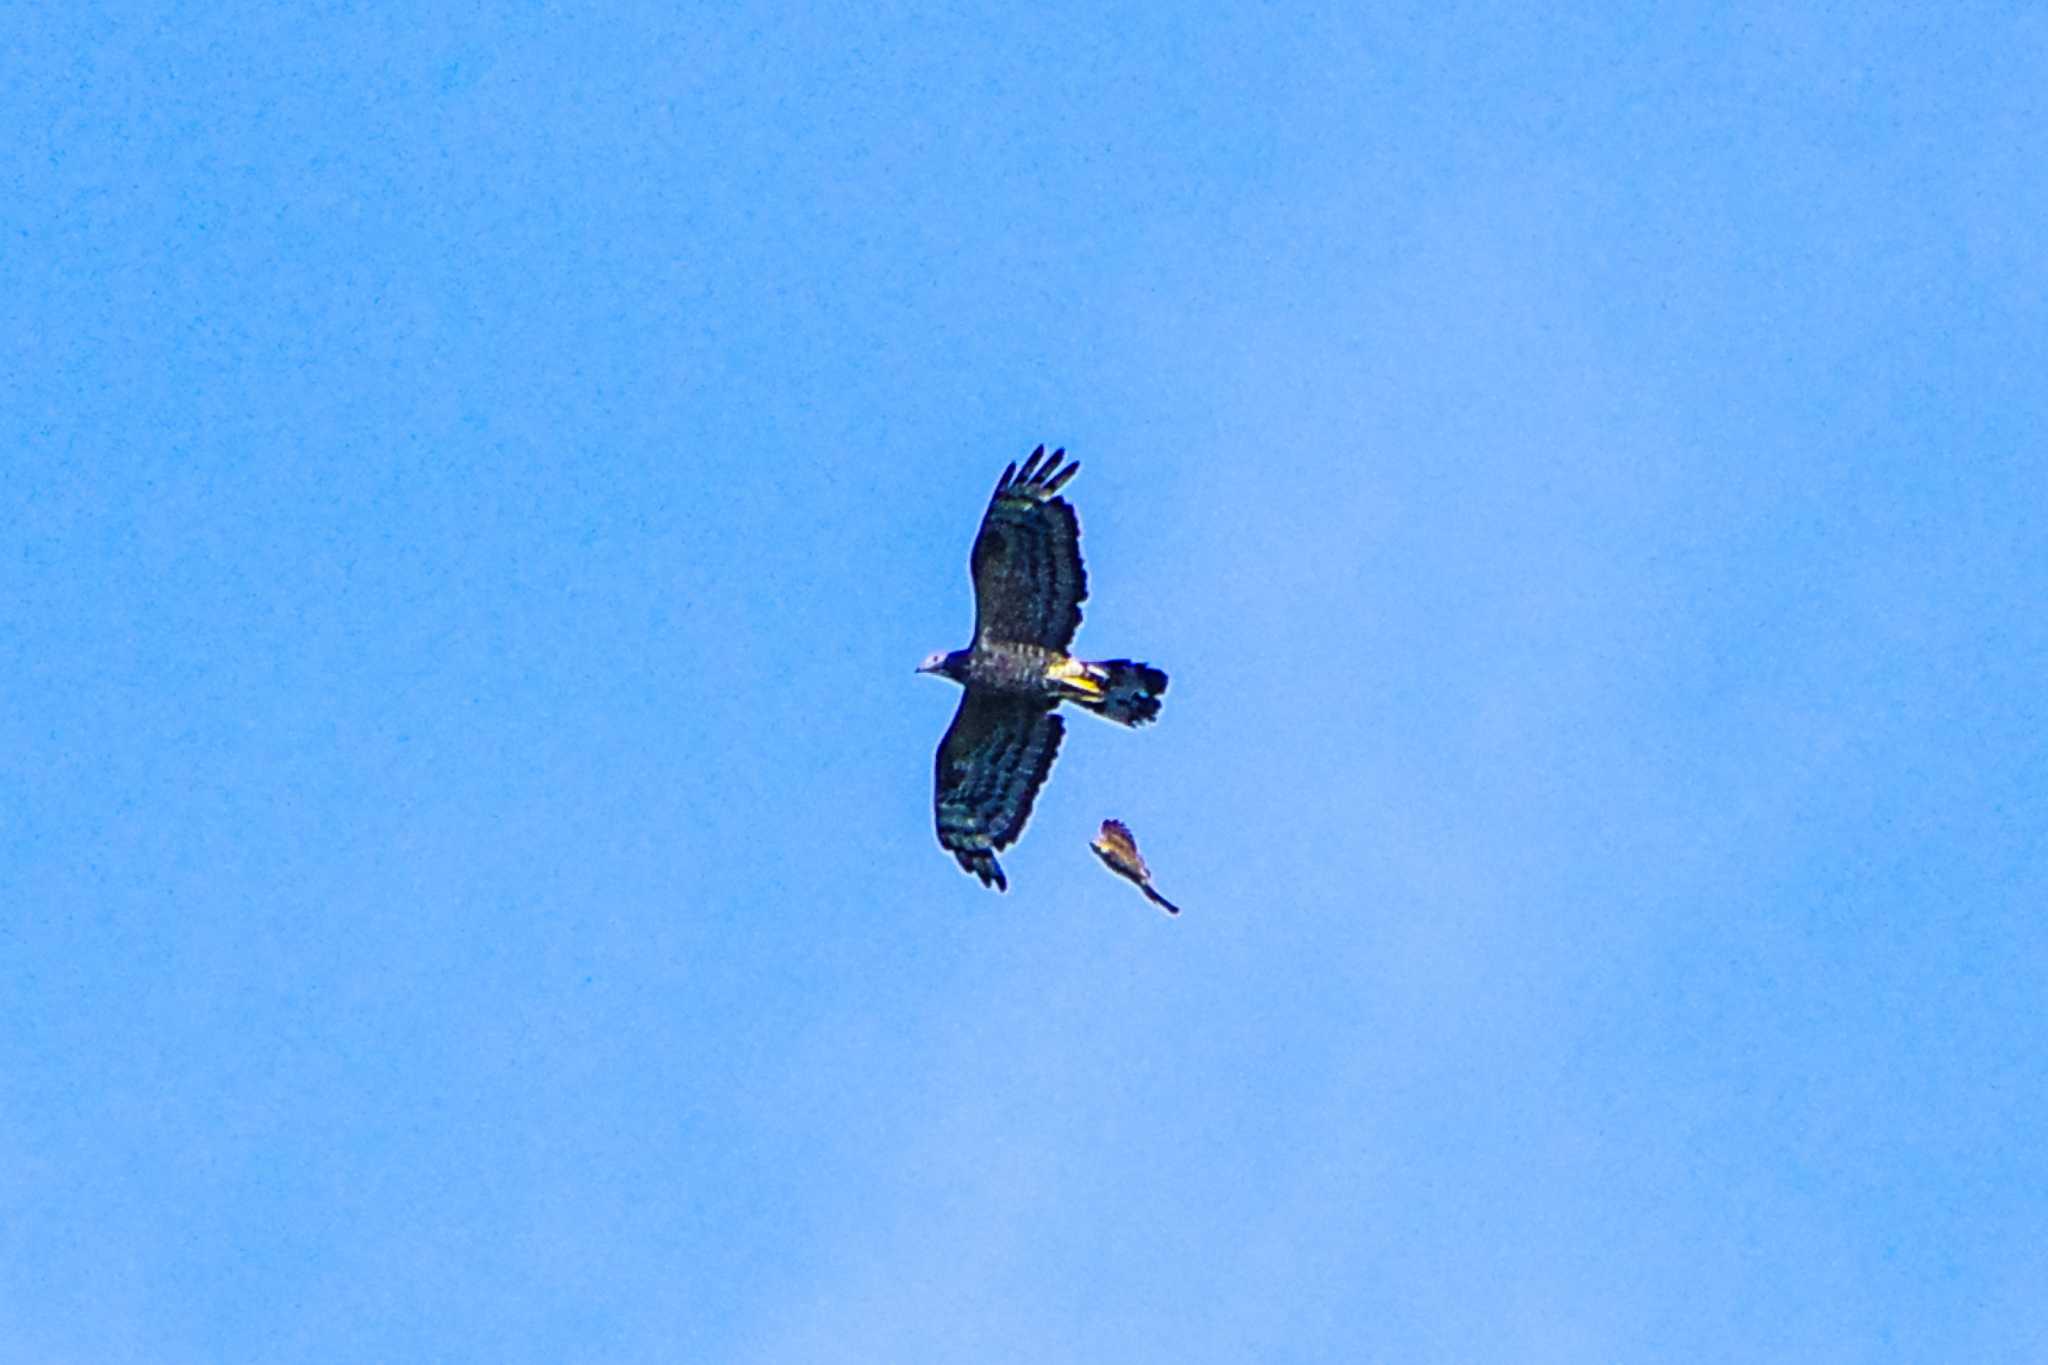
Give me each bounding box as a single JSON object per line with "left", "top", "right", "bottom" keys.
{"left": 916, "top": 649, "right": 969, "bottom": 680}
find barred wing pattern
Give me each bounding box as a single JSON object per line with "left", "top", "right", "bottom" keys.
{"left": 934, "top": 692, "right": 1065, "bottom": 891}
{"left": 970, "top": 446, "right": 1086, "bottom": 651}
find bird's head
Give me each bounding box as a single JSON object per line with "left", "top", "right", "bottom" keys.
{"left": 916, "top": 649, "right": 965, "bottom": 679}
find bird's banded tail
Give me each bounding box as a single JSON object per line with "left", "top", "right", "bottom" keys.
{"left": 1067, "top": 659, "right": 1168, "bottom": 726}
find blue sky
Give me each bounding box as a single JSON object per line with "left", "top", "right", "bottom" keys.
{"left": 5, "top": 4, "right": 2045, "bottom": 1360}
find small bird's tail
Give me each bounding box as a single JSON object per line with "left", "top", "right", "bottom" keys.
{"left": 1141, "top": 883, "right": 1182, "bottom": 916}
{"left": 1069, "top": 659, "right": 1168, "bottom": 726}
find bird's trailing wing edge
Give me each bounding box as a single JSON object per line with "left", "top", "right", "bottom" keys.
{"left": 934, "top": 692, "right": 1065, "bottom": 892}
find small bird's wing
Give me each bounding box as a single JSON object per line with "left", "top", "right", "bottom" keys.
{"left": 968, "top": 447, "right": 1086, "bottom": 650}
{"left": 1091, "top": 819, "right": 1148, "bottom": 880}
{"left": 934, "top": 690, "right": 1064, "bottom": 891}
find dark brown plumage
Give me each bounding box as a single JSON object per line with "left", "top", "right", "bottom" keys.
{"left": 918, "top": 448, "right": 1170, "bottom": 892}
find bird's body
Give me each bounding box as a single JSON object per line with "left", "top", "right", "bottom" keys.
{"left": 1091, "top": 819, "right": 1181, "bottom": 916}
{"left": 926, "top": 643, "right": 1156, "bottom": 713}
{"left": 926, "top": 643, "right": 1070, "bottom": 698}
{"left": 918, "top": 447, "right": 1169, "bottom": 892}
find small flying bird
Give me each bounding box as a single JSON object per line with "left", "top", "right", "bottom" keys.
{"left": 1090, "top": 819, "right": 1181, "bottom": 916}
{"left": 918, "top": 447, "right": 1170, "bottom": 892}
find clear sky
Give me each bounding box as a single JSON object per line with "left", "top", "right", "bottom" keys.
{"left": 5, "top": 4, "right": 2045, "bottom": 1361}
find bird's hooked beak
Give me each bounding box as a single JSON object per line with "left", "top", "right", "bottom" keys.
{"left": 915, "top": 654, "right": 941, "bottom": 675}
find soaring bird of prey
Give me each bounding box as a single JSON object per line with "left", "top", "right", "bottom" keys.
{"left": 917, "top": 447, "right": 1169, "bottom": 891}
{"left": 1090, "top": 819, "right": 1182, "bottom": 916}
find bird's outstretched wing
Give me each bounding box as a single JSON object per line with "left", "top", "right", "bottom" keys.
{"left": 969, "top": 446, "right": 1086, "bottom": 651}
{"left": 1091, "top": 818, "right": 1181, "bottom": 915}
{"left": 935, "top": 691, "right": 1065, "bottom": 891}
